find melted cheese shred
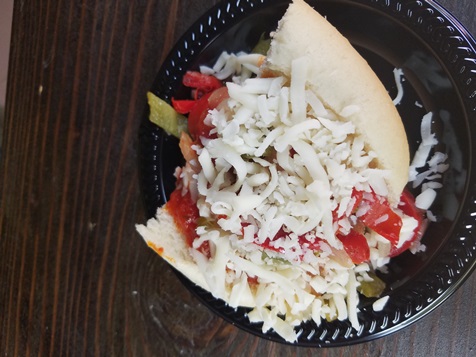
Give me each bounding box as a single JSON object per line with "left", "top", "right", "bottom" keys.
{"left": 185, "top": 55, "right": 398, "bottom": 342}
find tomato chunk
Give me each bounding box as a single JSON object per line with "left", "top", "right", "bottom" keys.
{"left": 247, "top": 225, "right": 322, "bottom": 256}
{"left": 399, "top": 190, "right": 423, "bottom": 223}
{"left": 359, "top": 193, "right": 402, "bottom": 246}
{"left": 337, "top": 229, "right": 370, "bottom": 264}
{"left": 350, "top": 189, "right": 364, "bottom": 213}
{"left": 188, "top": 87, "right": 229, "bottom": 140}
{"left": 389, "top": 190, "right": 424, "bottom": 257}
{"left": 165, "top": 189, "right": 198, "bottom": 247}
{"left": 165, "top": 189, "right": 210, "bottom": 257}
{"left": 207, "top": 86, "right": 229, "bottom": 108}
{"left": 187, "top": 93, "right": 213, "bottom": 139}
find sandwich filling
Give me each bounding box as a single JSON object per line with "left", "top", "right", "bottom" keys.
{"left": 136, "top": 0, "right": 441, "bottom": 343}
{"left": 160, "top": 52, "right": 420, "bottom": 341}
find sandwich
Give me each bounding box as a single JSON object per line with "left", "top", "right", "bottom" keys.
{"left": 137, "top": 0, "right": 422, "bottom": 342}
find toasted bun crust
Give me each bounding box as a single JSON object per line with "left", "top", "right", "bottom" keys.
{"left": 265, "top": 0, "right": 409, "bottom": 202}
{"left": 136, "top": 207, "right": 209, "bottom": 291}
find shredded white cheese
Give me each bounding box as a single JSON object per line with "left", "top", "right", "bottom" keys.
{"left": 372, "top": 295, "right": 389, "bottom": 312}
{"left": 392, "top": 68, "right": 405, "bottom": 105}
{"left": 407, "top": 109, "right": 449, "bottom": 222}
{"left": 151, "top": 54, "right": 448, "bottom": 343}
{"left": 174, "top": 53, "right": 415, "bottom": 342}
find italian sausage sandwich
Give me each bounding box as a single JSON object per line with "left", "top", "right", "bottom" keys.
{"left": 137, "top": 0, "right": 422, "bottom": 342}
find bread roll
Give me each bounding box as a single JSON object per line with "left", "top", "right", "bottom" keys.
{"left": 265, "top": 0, "right": 409, "bottom": 203}
{"left": 136, "top": 207, "right": 210, "bottom": 291}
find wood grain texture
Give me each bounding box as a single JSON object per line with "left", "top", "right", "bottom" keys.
{"left": 1, "top": 0, "right": 475, "bottom": 356}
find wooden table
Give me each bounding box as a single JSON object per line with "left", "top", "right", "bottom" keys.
{"left": 1, "top": 0, "right": 475, "bottom": 355}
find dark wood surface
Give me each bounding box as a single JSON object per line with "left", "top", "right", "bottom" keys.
{"left": 1, "top": 0, "right": 476, "bottom": 356}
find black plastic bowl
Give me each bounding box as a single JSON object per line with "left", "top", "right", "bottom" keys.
{"left": 139, "top": 0, "right": 476, "bottom": 346}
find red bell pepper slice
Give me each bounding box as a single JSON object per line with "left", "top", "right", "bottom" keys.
{"left": 337, "top": 229, "right": 370, "bottom": 264}
{"left": 171, "top": 98, "right": 197, "bottom": 114}
{"left": 172, "top": 71, "right": 225, "bottom": 118}
{"left": 183, "top": 71, "right": 223, "bottom": 94}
